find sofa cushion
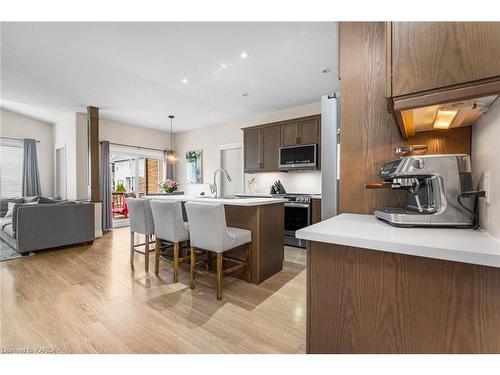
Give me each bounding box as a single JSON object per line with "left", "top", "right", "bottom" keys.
{"left": 0, "top": 217, "right": 12, "bottom": 230}
{"left": 0, "top": 198, "right": 23, "bottom": 217}
{"left": 3, "top": 223, "right": 15, "bottom": 238}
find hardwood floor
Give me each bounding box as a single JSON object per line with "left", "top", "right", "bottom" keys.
{"left": 0, "top": 228, "right": 306, "bottom": 354}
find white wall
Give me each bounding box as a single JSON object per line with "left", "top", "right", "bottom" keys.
{"left": 174, "top": 102, "right": 322, "bottom": 195}
{"left": 472, "top": 100, "right": 500, "bottom": 240}
{"left": 74, "top": 113, "right": 172, "bottom": 200}
{"left": 54, "top": 112, "right": 78, "bottom": 199}
{"left": 0, "top": 109, "right": 55, "bottom": 196}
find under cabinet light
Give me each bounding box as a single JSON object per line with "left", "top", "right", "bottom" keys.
{"left": 433, "top": 109, "right": 459, "bottom": 129}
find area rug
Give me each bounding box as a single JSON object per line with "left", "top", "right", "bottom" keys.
{"left": 0, "top": 238, "right": 22, "bottom": 262}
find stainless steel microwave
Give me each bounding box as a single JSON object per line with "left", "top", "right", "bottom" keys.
{"left": 279, "top": 144, "right": 317, "bottom": 170}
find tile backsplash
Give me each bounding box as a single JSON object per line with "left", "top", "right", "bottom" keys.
{"left": 244, "top": 171, "right": 321, "bottom": 195}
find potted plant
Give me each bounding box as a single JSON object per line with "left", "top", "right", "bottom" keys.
{"left": 115, "top": 183, "right": 127, "bottom": 193}
{"left": 159, "top": 179, "right": 178, "bottom": 194}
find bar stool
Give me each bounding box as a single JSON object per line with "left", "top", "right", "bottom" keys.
{"left": 126, "top": 198, "right": 155, "bottom": 271}
{"left": 150, "top": 200, "right": 190, "bottom": 282}
{"left": 185, "top": 202, "right": 251, "bottom": 300}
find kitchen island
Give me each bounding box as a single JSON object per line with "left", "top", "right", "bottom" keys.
{"left": 147, "top": 195, "right": 286, "bottom": 284}
{"left": 296, "top": 214, "right": 500, "bottom": 353}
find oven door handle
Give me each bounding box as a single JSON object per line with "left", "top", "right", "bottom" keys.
{"left": 285, "top": 203, "right": 311, "bottom": 208}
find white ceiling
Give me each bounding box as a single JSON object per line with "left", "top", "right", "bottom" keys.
{"left": 1, "top": 22, "right": 338, "bottom": 132}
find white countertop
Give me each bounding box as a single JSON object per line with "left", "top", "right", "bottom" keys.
{"left": 146, "top": 194, "right": 286, "bottom": 207}
{"left": 234, "top": 193, "right": 322, "bottom": 199}
{"left": 296, "top": 213, "right": 500, "bottom": 268}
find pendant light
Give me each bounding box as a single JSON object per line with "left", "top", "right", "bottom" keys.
{"left": 167, "top": 115, "right": 177, "bottom": 162}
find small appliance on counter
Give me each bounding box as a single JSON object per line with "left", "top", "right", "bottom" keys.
{"left": 365, "top": 154, "right": 485, "bottom": 228}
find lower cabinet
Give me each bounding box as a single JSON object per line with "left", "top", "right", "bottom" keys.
{"left": 307, "top": 241, "right": 500, "bottom": 353}
{"left": 311, "top": 198, "right": 321, "bottom": 224}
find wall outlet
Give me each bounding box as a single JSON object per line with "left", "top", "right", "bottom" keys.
{"left": 483, "top": 172, "right": 491, "bottom": 205}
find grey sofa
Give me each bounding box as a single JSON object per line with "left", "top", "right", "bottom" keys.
{"left": 0, "top": 198, "right": 95, "bottom": 254}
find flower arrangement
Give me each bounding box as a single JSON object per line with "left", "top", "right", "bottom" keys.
{"left": 159, "top": 179, "right": 178, "bottom": 193}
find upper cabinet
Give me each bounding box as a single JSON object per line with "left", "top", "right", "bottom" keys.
{"left": 386, "top": 22, "right": 500, "bottom": 139}
{"left": 280, "top": 117, "right": 320, "bottom": 146}
{"left": 243, "top": 128, "right": 262, "bottom": 172}
{"left": 243, "top": 115, "right": 321, "bottom": 173}
{"left": 391, "top": 22, "right": 500, "bottom": 97}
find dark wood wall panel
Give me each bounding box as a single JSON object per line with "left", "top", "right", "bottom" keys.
{"left": 408, "top": 126, "right": 471, "bottom": 155}
{"left": 307, "top": 241, "right": 500, "bottom": 353}
{"left": 339, "top": 23, "right": 405, "bottom": 214}
{"left": 339, "top": 22, "right": 472, "bottom": 215}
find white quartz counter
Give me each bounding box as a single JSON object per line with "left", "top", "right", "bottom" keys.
{"left": 296, "top": 213, "right": 500, "bottom": 268}
{"left": 146, "top": 194, "right": 286, "bottom": 207}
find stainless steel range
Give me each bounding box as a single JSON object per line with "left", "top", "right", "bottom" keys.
{"left": 282, "top": 194, "right": 311, "bottom": 248}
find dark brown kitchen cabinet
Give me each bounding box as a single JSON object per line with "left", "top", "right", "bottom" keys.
{"left": 298, "top": 117, "right": 320, "bottom": 145}
{"left": 281, "top": 122, "right": 299, "bottom": 146}
{"left": 390, "top": 22, "right": 500, "bottom": 97}
{"left": 261, "top": 125, "right": 281, "bottom": 170}
{"left": 311, "top": 198, "right": 321, "bottom": 224}
{"left": 244, "top": 128, "right": 261, "bottom": 172}
{"left": 280, "top": 117, "right": 320, "bottom": 146}
{"left": 243, "top": 114, "right": 321, "bottom": 173}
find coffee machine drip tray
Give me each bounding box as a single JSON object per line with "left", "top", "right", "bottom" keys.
{"left": 375, "top": 207, "right": 472, "bottom": 228}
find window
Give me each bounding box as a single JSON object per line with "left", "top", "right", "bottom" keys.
{"left": 0, "top": 138, "right": 23, "bottom": 198}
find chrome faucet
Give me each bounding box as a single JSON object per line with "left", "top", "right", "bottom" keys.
{"left": 209, "top": 168, "right": 232, "bottom": 198}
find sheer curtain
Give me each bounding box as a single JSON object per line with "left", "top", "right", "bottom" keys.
{"left": 22, "top": 138, "right": 41, "bottom": 196}
{"left": 100, "top": 141, "right": 112, "bottom": 232}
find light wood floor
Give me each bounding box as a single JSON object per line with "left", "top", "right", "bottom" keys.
{"left": 0, "top": 228, "right": 306, "bottom": 354}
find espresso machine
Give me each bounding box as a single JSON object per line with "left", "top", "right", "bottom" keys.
{"left": 367, "top": 154, "right": 481, "bottom": 228}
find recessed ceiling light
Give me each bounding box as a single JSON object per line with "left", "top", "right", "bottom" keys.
{"left": 221, "top": 63, "right": 228, "bottom": 69}
{"left": 322, "top": 68, "right": 332, "bottom": 74}
{"left": 242, "top": 93, "right": 249, "bottom": 97}
{"left": 181, "top": 78, "right": 188, "bottom": 83}
{"left": 240, "top": 51, "right": 249, "bottom": 59}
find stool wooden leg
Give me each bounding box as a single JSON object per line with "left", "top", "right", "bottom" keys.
{"left": 154, "top": 238, "right": 160, "bottom": 275}
{"left": 245, "top": 243, "right": 251, "bottom": 283}
{"left": 130, "top": 231, "right": 135, "bottom": 269}
{"left": 144, "top": 234, "right": 150, "bottom": 272}
{"left": 205, "top": 250, "right": 211, "bottom": 270}
{"left": 216, "top": 253, "right": 223, "bottom": 300}
{"left": 190, "top": 248, "right": 196, "bottom": 289}
{"left": 173, "top": 242, "right": 179, "bottom": 283}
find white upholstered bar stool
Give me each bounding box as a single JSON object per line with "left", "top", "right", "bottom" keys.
{"left": 150, "top": 200, "right": 190, "bottom": 282}
{"left": 126, "top": 198, "right": 155, "bottom": 272}
{"left": 185, "top": 202, "right": 251, "bottom": 300}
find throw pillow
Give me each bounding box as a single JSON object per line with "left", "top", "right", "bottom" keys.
{"left": 0, "top": 197, "right": 24, "bottom": 217}
{"left": 23, "top": 196, "right": 39, "bottom": 203}
{"left": 5, "top": 202, "right": 16, "bottom": 217}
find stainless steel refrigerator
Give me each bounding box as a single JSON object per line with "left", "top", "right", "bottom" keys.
{"left": 321, "top": 93, "right": 340, "bottom": 220}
